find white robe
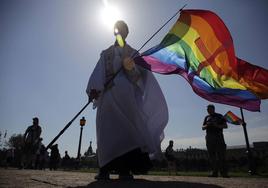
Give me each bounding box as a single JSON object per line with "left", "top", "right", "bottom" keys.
{"left": 86, "top": 44, "right": 168, "bottom": 167}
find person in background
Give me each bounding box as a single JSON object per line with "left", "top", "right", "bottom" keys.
{"left": 62, "top": 150, "right": 71, "bottom": 169}
{"left": 202, "top": 104, "right": 229, "bottom": 178}
{"left": 49, "top": 144, "right": 61, "bottom": 170}
{"left": 165, "top": 140, "right": 177, "bottom": 175}
{"left": 21, "top": 117, "right": 42, "bottom": 169}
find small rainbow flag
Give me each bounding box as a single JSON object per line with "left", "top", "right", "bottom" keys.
{"left": 135, "top": 9, "right": 268, "bottom": 111}
{"left": 224, "top": 111, "right": 243, "bottom": 125}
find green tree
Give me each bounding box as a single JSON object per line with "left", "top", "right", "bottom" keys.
{"left": 5, "top": 134, "right": 24, "bottom": 150}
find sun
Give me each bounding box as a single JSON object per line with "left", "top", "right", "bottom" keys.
{"left": 100, "top": 0, "right": 122, "bottom": 30}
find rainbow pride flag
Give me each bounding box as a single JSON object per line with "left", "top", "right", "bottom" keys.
{"left": 134, "top": 9, "right": 268, "bottom": 111}
{"left": 224, "top": 111, "right": 242, "bottom": 125}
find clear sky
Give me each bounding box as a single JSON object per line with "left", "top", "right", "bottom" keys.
{"left": 1, "top": 0, "right": 268, "bottom": 157}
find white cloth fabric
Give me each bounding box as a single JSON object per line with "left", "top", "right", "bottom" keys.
{"left": 86, "top": 44, "right": 168, "bottom": 167}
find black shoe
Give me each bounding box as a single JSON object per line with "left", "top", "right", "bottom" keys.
{"left": 222, "top": 174, "right": 230, "bottom": 178}
{"left": 94, "top": 173, "right": 110, "bottom": 180}
{"left": 119, "top": 173, "right": 134, "bottom": 180}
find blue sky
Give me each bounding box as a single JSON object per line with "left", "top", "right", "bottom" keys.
{"left": 1, "top": 0, "right": 268, "bottom": 157}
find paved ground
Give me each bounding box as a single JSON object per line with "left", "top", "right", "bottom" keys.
{"left": 1, "top": 168, "right": 268, "bottom": 188}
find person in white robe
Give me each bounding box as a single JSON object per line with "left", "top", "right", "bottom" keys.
{"left": 87, "top": 20, "right": 168, "bottom": 180}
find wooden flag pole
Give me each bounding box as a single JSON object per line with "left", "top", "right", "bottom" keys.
{"left": 240, "top": 107, "right": 256, "bottom": 175}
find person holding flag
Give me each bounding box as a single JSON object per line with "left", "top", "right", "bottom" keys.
{"left": 87, "top": 20, "right": 168, "bottom": 180}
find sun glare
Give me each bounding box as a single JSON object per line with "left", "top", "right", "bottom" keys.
{"left": 100, "top": 0, "right": 122, "bottom": 30}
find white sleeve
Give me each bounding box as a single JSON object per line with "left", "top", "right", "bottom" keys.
{"left": 86, "top": 52, "right": 106, "bottom": 96}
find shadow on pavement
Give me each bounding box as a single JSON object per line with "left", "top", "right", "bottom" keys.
{"left": 70, "top": 179, "right": 223, "bottom": 188}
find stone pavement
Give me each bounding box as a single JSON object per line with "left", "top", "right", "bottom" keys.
{"left": 0, "top": 168, "right": 268, "bottom": 188}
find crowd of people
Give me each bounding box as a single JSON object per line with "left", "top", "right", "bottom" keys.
{"left": 4, "top": 117, "right": 64, "bottom": 170}
{"left": 0, "top": 104, "right": 237, "bottom": 179}
{"left": 13, "top": 102, "right": 230, "bottom": 179}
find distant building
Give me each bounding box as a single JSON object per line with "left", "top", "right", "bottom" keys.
{"left": 84, "top": 141, "right": 94, "bottom": 157}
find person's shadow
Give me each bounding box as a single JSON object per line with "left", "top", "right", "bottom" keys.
{"left": 69, "top": 179, "right": 223, "bottom": 188}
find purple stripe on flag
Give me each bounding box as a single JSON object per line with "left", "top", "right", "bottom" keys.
{"left": 134, "top": 56, "right": 260, "bottom": 111}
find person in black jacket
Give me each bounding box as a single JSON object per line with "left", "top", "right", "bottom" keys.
{"left": 202, "top": 104, "right": 229, "bottom": 178}
{"left": 21, "top": 117, "right": 42, "bottom": 169}
{"left": 49, "top": 144, "right": 61, "bottom": 170}
{"left": 165, "top": 140, "right": 177, "bottom": 175}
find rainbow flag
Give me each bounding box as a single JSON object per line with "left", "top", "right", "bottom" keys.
{"left": 224, "top": 111, "right": 242, "bottom": 125}
{"left": 134, "top": 9, "right": 268, "bottom": 111}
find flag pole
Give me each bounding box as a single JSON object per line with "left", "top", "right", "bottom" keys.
{"left": 240, "top": 107, "right": 256, "bottom": 175}
{"left": 45, "top": 4, "right": 187, "bottom": 150}
{"left": 45, "top": 100, "right": 91, "bottom": 150}
{"left": 136, "top": 4, "right": 187, "bottom": 53}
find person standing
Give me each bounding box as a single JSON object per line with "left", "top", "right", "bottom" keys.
{"left": 62, "top": 150, "right": 71, "bottom": 169}
{"left": 49, "top": 144, "right": 61, "bottom": 170}
{"left": 22, "top": 117, "right": 42, "bottom": 168}
{"left": 87, "top": 20, "right": 168, "bottom": 180}
{"left": 202, "top": 104, "right": 229, "bottom": 178}
{"left": 165, "top": 140, "right": 177, "bottom": 175}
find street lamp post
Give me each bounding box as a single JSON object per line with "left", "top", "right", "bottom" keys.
{"left": 77, "top": 117, "right": 86, "bottom": 160}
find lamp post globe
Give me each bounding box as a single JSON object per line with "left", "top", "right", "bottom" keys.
{"left": 80, "top": 116, "right": 86, "bottom": 127}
